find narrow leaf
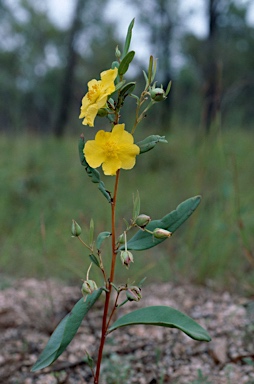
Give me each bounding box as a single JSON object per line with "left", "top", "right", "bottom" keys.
{"left": 89, "top": 254, "right": 100, "bottom": 268}
{"left": 137, "top": 135, "right": 168, "bottom": 154}
{"left": 121, "top": 196, "right": 201, "bottom": 251}
{"left": 119, "top": 82, "right": 136, "bottom": 97}
{"left": 132, "top": 190, "right": 140, "bottom": 222}
{"left": 89, "top": 219, "right": 94, "bottom": 246}
{"left": 122, "top": 18, "right": 135, "bottom": 57}
{"left": 118, "top": 51, "right": 135, "bottom": 76}
{"left": 147, "top": 55, "right": 154, "bottom": 83}
{"left": 137, "top": 277, "right": 147, "bottom": 288}
{"left": 108, "top": 306, "right": 211, "bottom": 342}
{"left": 165, "top": 80, "right": 172, "bottom": 96}
{"left": 113, "top": 80, "right": 126, "bottom": 93}
{"left": 31, "top": 289, "right": 103, "bottom": 371}
{"left": 143, "top": 70, "right": 149, "bottom": 88}
{"left": 96, "top": 231, "right": 111, "bottom": 250}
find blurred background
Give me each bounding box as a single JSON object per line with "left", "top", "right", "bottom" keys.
{"left": 1, "top": 0, "right": 254, "bottom": 293}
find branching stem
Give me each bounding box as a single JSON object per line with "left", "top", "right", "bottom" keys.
{"left": 94, "top": 169, "right": 120, "bottom": 384}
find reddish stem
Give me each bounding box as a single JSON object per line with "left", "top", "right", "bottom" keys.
{"left": 94, "top": 170, "right": 120, "bottom": 384}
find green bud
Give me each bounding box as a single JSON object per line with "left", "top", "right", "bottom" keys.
{"left": 153, "top": 228, "right": 172, "bottom": 239}
{"left": 150, "top": 87, "right": 166, "bottom": 102}
{"left": 117, "top": 233, "right": 125, "bottom": 244}
{"left": 71, "top": 220, "right": 82, "bottom": 237}
{"left": 97, "top": 108, "right": 108, "bottom": 117}
{"left": 111, "top": 60, "right": 120, "bottom": 69}
{"left": 115, "top": 45, "right": 121, "bottom": 58}
{"left": 135, "top": 214, "right": 151, "bottom": 228}
{"left": 81, "top": 279, "right": 98, "bottom": 296}
{"left": 120, "top": 250, "right": 134, "bottom": 269}
{"left": 126, "top": 286, "right": 142, "bottom": 302}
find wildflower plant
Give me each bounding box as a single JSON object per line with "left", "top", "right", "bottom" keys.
{"left": 32, "top": 20, "right": 211, "bottom": 383}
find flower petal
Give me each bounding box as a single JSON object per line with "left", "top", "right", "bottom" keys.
{"left": 79, "top": 68, "right": 118, "bottom": 127}
{"left": 102, "top": 157, "right": 122, "bottom": 176}
{"left": 100, "top": 68, "right": 118, "bottom": 89}
{"left": 84, "top": 140, "right": 105, "bottom": 168}
{"left": 84, "top": 124, "right": 139, "bottom": 176}
{"left": 118, "top": 143, "right": 140, "bottom": 169}
{"left": 82, "top": 105, "right": 99, "bottom": 127}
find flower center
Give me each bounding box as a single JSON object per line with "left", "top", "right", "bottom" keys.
{"left": 87, "top": 82, "right": 102, "bottom": 102}
{"left": 104, "top": 140, "right": 119, "bottom": 158}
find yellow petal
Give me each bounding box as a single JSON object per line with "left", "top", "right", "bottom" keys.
{"left": 100, "top": 68, "right": 118, "bottom": 88}
{"left": 102, "top": 157, "right": 122, "bottom": 176}
{"left": 83, "top": 105, "right": 100, "bottom": 127}
{"left": 84, "top": 140, "right": 105, "bottom": 168}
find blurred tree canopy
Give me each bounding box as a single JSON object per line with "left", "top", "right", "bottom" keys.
{"left": 0, "top": 0, "right": 117, "bottom": 135}
{"left": 0, "top": 0, "right": 253, "bottom": 134}
{"left": 178, "top": 0, "right": 254, "bottom": 130}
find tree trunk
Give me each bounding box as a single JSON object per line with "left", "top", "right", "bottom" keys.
{"left": 202, "top": 0, "right": 221, "bottom": 133}
{"left": 53, "top": 0, "right": 84, "bottom": 137}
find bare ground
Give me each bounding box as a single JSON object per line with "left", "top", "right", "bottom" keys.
{"left": 0, "top": 278, "right": 254, "bottom": 384}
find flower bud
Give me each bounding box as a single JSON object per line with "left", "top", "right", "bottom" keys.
{"left": 150, "top": 87, "right": 166, "bottom": 102}
{"left": 153, "top": 228, "right": 172, "bottom": 239}
{"left": 117, "top": 233, "right": 125, "bottom": 244}
{"left": 81, "top": 279, "right": 98, "bottom": 296}
{"left": 120, "top": 250, "right": 134, "bottom": 269}
{"left": 97, "top": 108, "right": 109, "bottom": 117}
{"left": 115, "top": 45, "right": 121, "bottom": 58}
{"left": 126, "top": 286, "right": 142, "bottom": 302}
{"left": 135, "top": 214, "right": 151, "bottom": 228}
{"left": 71, "top": 220, "right": 82, "bottom": 237}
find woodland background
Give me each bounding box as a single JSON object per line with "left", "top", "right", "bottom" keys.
{"left": 1, "top": 0, "right": 254, "bottom": 293}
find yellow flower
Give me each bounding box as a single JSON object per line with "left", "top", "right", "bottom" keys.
{"left": 79, "top": 68, "right": 118, "bottom": 127}
{"left": 84, "top": 124, "right": 140, "bottom": 176}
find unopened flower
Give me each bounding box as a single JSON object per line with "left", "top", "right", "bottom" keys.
{"left": 71, "top": 220, "right": 82, "bottom": 237}
{"left": 117, "top": 233, "right": 125, "bottom": 244}
{"left": 84, "top": 124, "right": 140, "bottom": 176}
{"left": 135, "top": 214, "right": 151, "bottom": 228}
{"left": 153, "top": 228, "right": 172, "bottom": 239}
{"left": 120, "top": 250, "right": 134, "bottom": 269}
{"left": 79, "top": 68, "right": 118, "bottom": 127}
{"left": 150, "top": 87, "right": 166, "bottom": 102}
{"left": 81, "top": 280, "right": 98, "bottom": 296}
{"left": 126, "top": 286, "right": 142, "bottom": 302}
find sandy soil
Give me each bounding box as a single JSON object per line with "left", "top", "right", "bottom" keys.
{"left": 0, "top": 278, "right": 253, "bottom": 383}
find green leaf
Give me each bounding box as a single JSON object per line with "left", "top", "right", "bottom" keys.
{"left": 137, "top": 135, "right": 168, "bottom": 154}
{"left": 89, "top": 254, "right": 100, "bottom": 268}
{"left": 78, "top": 136, "right": 111, "bottom": 203}
{"left": 96, "top": 231, "right": 111, "bottom": 250}
{"left": 137, "top": 277, "right": 147, "bottom": 288}
{"left": 31, "top": 289, "right": 103, "bottom": 372}
{"left": 132, "top": 190, "right": 140, "bottom": 222}
{"left": 89, "top": 219, "right": 94, "bottom": 246}
{"left": 122, "top": 18, "right": 135, "bottom": 57}
{"left": 118, "top": 51, "right": 135, "bottom": 76}
{"left": 108, "top": 305, "right": 211, "bottom": 342}
{"left": 143, "top": 70, "right": 149, "bottom": 88}
{"left": 114, "top": 80, "right": 126, "bottom": 92}
{"left": 165, "top": 80, "right": 172, "bottom": 96}
{"left": 119, "top": 82, "right": 136, "bottom": 97}
{"left": 122, "top": 196, "right": 201, "bottom": 251}
{"left": 147, "top": 55, "right": 154, "bottom": 83}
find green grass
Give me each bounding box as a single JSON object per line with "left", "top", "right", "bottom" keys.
{"left": 1, "top": 128, "right": 254, "bottom": 292}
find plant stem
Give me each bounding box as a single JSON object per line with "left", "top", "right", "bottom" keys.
{"left": 94, "top": 170, "right": 120, "bottom": 384}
